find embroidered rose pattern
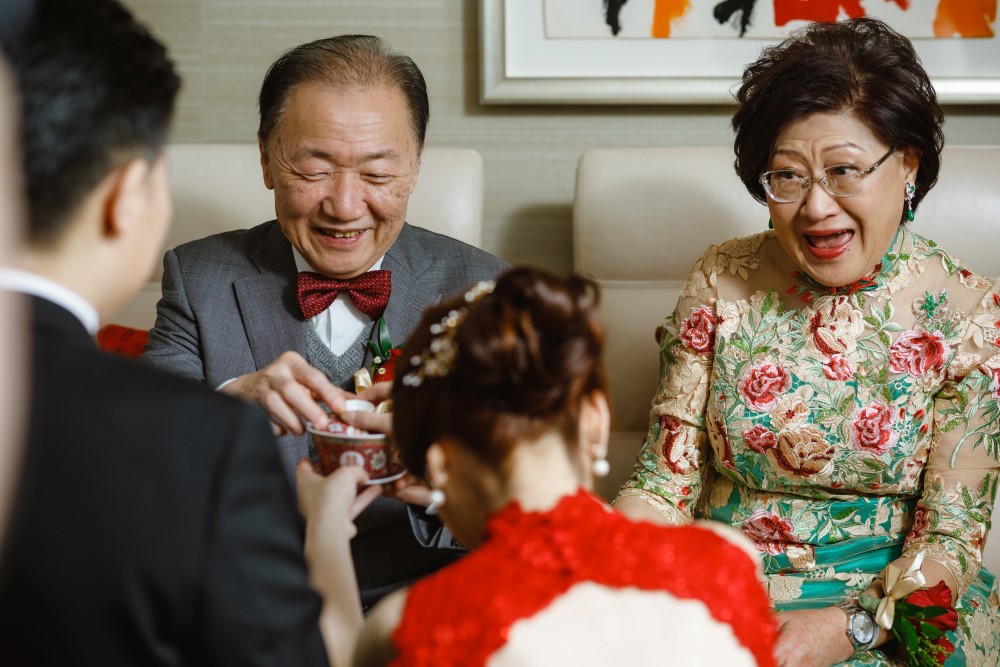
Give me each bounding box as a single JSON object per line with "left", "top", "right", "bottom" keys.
{"left": 889, "top": 330, "right": 947, "bottom": 378}
{"left": 822, "top": 354, "right": 854, "bottom": 381}
{"left": 617, "top": 231, "right": 1000, "bottom": 658}
{"left": 770, "top": 395, "right": 808, "bottom": 432}
{"left": 806, "top": 296, "right": 864, "bottom": 357}
{"left": 770, "top": 426, "right": 835, "bottom": 477}
{"left": 679, "top": 306, "right": 716, "bottom": 353}
{"left": 738, "top": 363, "right": 791, "bottom": 412}
{"left": 852, "top": 403, "right": 899, "bottom": 455}
{"left": 741, "top": 509, "right": 796, "bottom": 555}
{"left": 980, "top": 364, "right": 1000, "bottom": 400}
{"left": 904, "top": 506, "right": 930, "bottom": 548}
{"left": 743, "top": 425, "right": 777, "bottom": 454}
{"left": 659, "top": 416, "right": 699, "bottom": 475}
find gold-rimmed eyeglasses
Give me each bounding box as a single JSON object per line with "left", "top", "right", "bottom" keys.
{"left": 759, "top": 147, "right": 896, "bottom": 204}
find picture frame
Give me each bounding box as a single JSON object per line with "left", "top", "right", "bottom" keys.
{"left": 480, "top": 0, "right": 1000, "bottom": 105}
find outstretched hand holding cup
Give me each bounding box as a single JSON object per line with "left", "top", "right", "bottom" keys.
{"left": 308, "top": 391, "right": 406, "bottom": 483}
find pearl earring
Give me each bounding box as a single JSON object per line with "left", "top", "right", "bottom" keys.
{"left": 426, "top": 488, "right": 446, "bottom": 515}
{"left": 593, "top": 457, "right": 610, "bottom": 478}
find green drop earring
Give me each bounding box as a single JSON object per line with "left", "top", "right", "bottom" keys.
{"left": 768, "top": 217, "right": 773, "bottom": 230}
{"left": 905, "top": 182, "right": 915, "bottom": 222}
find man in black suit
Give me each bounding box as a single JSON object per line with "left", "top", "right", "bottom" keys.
{"left": 0, "top": 2, "right": 375, "bottom": 664}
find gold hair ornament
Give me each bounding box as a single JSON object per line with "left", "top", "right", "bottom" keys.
{"left": 400, "top": 281, "right": 495, "bottom": 387}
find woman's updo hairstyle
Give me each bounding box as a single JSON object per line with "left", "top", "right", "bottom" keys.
{"left": 392, "top": 267, "right": 607, "bottom": 479}
{"left": 732, "top": 17, "right": 944, "bottom": 215}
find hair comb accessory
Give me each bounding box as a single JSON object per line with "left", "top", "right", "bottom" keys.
{"left": 401, "top": 281, "right": 495, "bottom": 387}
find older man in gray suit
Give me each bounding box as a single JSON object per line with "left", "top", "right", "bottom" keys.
{"left": 144, "top": 35, "right": 506, "bottom": 609}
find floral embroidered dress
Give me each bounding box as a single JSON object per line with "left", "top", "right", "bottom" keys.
{"left": 391, "top": 489, "right": 776, "bottom": 666}
{"left": 617, "top": 227, "right": 1000, "bottom": 666}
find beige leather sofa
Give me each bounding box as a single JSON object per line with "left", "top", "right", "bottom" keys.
{"left": 108, "top": 144, "right": 485, "bottom": 329}
{"left": 573, "top": 145, "right": 1000, "bottom": 571}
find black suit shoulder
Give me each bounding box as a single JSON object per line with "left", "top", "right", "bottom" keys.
{"left": 0, "top": 306, "right": 327, "bottom": 666}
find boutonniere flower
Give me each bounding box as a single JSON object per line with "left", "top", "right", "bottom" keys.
{"left": 354, "top": 318, "right": 404, "bottom": 394}
{"left": 369, "top": 317, "right": 403, "bottom": 383}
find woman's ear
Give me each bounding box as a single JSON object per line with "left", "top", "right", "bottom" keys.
{"left": 425, "top": 442, "right": 449, "bottom": 488}
{"left": 901, "top": 146, "right": 921, "bottom": 185}
{"left": 581, "top": 391, "right": 611, "bottom": 461}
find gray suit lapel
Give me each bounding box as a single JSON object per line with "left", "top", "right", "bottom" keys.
{"left": 381, "top": 224, "right": 441, "bottom": 348}
{"left": 234, "top": 222, "right": 308, "bottom": 370}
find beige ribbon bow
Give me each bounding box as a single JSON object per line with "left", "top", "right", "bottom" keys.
{"left": 871, "top": 551, "right": 927, "bottom": 630}
{"left": 354, "top": 368, "right": 374, "bottom": 392}
{"left": 352, "top": 369, "right": 392, "bottom": 413}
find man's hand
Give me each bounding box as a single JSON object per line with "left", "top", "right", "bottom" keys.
{"left": 221, "top": 351, "right": 350, "bottom": 436}
{"left": 386, "top": 474, "right": 433, "bottom": 506}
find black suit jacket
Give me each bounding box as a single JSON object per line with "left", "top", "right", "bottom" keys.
{"left": 0, "top": 297, "right": 328, "bottom": 666}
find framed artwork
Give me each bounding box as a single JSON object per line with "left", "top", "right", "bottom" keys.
{"left": 481, "top": 0, "right": 1000, "bottom": 104}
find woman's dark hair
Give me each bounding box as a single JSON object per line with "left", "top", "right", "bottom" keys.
{"left": 732, "top": 17, "right": 944, "bottom": 214}
{"left": 258, "top": 34, "right": 429, "bottom": 151}
{"left": 392, "top": 267, "right": 607, "bottom": 479}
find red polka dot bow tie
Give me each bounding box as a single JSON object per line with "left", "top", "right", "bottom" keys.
{"left": 296, "top": 270, "right": 392, "bottom": 320}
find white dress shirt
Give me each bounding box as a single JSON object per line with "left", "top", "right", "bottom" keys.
{"left": 0, "top": 268, "right": 99, "bottom": 335}
{"left": 292, "top": 249, "right": 385, "bottom": 356}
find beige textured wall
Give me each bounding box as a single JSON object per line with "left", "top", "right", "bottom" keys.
{"left": 125, "top": 0, "right": 1000, "bottom": 272}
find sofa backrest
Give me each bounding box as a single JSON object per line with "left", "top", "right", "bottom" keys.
{"left": 573, "top": 145, "right": 1000, "bottom": 560}
{"left": 108, "top": 144, "right": 484, "bottom": 328}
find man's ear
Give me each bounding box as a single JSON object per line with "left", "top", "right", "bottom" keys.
{"left": 258, "top": 136, "right": 274, "bottom": 191}
{"left": 406, "top": 152, "right": 421, "bottom": 196}
{"left": 102, "top": 157, "right": 152, "bottom": 240}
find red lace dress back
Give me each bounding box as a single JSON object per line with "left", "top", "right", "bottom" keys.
{"left": 391, "top": 490, "right": 776, "bottom": 666}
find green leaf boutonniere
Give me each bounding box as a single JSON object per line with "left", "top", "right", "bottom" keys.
{"left": 368, "top": 317, "right": 403, "bottom": 384}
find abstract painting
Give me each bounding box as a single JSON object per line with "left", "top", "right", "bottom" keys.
{"left": 545, "top": 0, "right": 997, "bottom": 39}
{"left": 482, "top": 0, "right": 1000, "bottom": 103}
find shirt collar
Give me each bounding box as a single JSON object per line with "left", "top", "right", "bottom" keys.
{"left": 292, "top": 248, "right": 384, "bottom": 275}
{"left": 0, "top": 268, "right": 100, "bottom": 335}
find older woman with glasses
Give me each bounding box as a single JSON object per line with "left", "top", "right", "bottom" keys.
{"left": 614, "top": 17, "right": 1000, "bottom": 667}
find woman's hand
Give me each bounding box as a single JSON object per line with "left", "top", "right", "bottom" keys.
{"left": 774, "top": 607, "right": 854, "bottom": 667}
{"left": 296, "top": 461, "right": 382, "bottom": 667}
{"left": 297, "top": 461, "right": 383, "bottom": 543}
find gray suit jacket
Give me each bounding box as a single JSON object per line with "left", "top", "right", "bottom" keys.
{"left": 144, "top": 220, "right": 508, "bottom": 607}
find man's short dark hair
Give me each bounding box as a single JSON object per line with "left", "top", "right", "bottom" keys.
{"left": 732, "top": 17, "right": 944, "bottom": 215}
{"left": 4, "top": 0, "right": 180, "bottom": 245}
{"left": 258, "top": 35, "right": 429, "bottom": 152}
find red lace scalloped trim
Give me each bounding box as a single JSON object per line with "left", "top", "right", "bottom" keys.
{"left": 391, "top": 490, "right": 776, "bottom": 666}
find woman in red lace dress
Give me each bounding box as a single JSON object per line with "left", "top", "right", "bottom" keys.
{"left": 301, "top": 267, "right": 777, "bottom": 666}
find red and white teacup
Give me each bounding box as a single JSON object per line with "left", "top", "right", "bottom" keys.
{"left": 308, "top": 399, "right": 405, "bottom": 483}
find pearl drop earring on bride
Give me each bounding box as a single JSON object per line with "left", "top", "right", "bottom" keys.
{"left": 426, "top": 488, "right": 446, "bottom": 515}
{"left": 593, "top": 457, "right": 610, "bottom": 478}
